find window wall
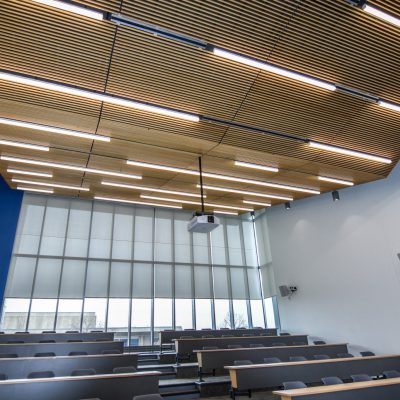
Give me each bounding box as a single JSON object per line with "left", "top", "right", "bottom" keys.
{"left": 1, "top": 194, "right": 277, "bottom": 345}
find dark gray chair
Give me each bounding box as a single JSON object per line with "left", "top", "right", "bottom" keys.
{"left": 351, "top": 374, "right": 372, "bottom": 382}
{"left": 66, "top": 330, "right": 79, "bottom": 333}
{"left": 272, "top": 342, "right": 286, "bottom": 347}
{"left": 283, "top": 381, "right": 307, "bottom": 390}
{"left": 69, "top": 351, "right": 88, "bottom": 356}
{"left": 28, "top": 370, "right": 55, "bottom": 379}
{"left": 102, "top": 350, "right": 121, "bottom": 355}
{"left": 280, "top": 333, "right": 291, "bottom": 336}
{"left": 0, "top": 373, "right": 7, "bottom": 381}
{"left": 91, "top": 330, "right": 104, "bottom": 333}
{"left": 264, "top": 357, "right": 281, "bottom": 364}
{"left": 360, "top": 351, "right": 375, "bottom": 357}
{"left": 313, "top": 340, "right": 326, "bottom": 345}
{"left": 242, "top": 334, "right": 253, "bottom": 337}
{"left": 133, "top": 395, "right": 163, "bottom": 400}
{"left": 234, "top": 360, "right": 253, "bottom": 366}
{"left": 39, "top": 340, "right": 56, "bottom": 343}
{"left": 202, "top": 346, "right": 218, "bottom": 350}
{"left": 71, "top": 368, "right": 96, "bottom": 376}
{"left": 249, "top": 344, "right": 264, "bottom": 348}
{"left": 313, "top": 354, "right": 330, "bottom": 360}
{"left": 68, "top": 339, "right": 83, "bottom": 342}
{"left": 7, "top": 340, "right": 24, "bottom": 344}
{"left": 383, "top": 370, "right": 400, "bottom": 379}
{"left": 202, "top": 335, "right": 214, "bottom": 338}
{"left": 227, "top": 345, "right": 242, "bottom": 349}
{"left": 322, "top": 376, "right": 344, "bottom": 385}
{"left": 42, "top": 330, "right": 56, "bottom": 333}
{"left": 113, "top": 366, "right": 137, "bottom": 374}
{"left": 16, "top": 331, "right": 29, "bottom": 334}
{"left": 0, "top": 354, "right": 17, "bottom": 358}
{"left": 292, "top": 341, "right": 307, "bottom": 346}
{"left": 289, "top": 356, "right": 307, "bottom": 362}
{"left": 337, "top": 353, "right": 354, "bottom": 358}
{"left": 35, "top": 352, "right": 56, "bottom": 357}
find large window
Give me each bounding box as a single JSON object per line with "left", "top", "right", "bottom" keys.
{"left": 1, "top": 194, "right": 276, "bottom": 342}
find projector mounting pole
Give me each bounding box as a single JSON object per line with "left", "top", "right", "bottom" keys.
{"left": 198, "top": 156, "right": 205, "bottom": 214}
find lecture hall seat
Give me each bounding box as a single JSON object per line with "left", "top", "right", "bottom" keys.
{"left": 69, "top": 351, "right": 88, "bottom": 356}
{"left": 383, "top": 370, "right": 400, "bottom": 379}
{"left": 34, "top": 352, "right": 56, "bottom": 357}
{"left": 233, "top": 360, "right": 253, "bottom": 366}
{"left": 289, "top": 356, "right": 307, "bottom": 362}
{"left": 337, "top": 352, "right": 354, "bottom": 358}
{"left": 280, "top": 333, "right": 291, "bottom": 336}
{"left": 351, "top": 374, "right": 372, "bottom": 382}
{"left": 282, "top": 381, "right": 307, "bottom": 390}
{"left": 263, "top": 357, "right": 282, "bottom": 363}
{"left": 321, "top": 376, "right": 344, "bottom": 385}
{"left": 293, "top": 341, "right": 307, "bottom": 346}
{"left": 71, "top": 368, "right": 97, "bottom": 376}
{"left": 227, "top": 345, "right": 243, "bottom": 349}
{"left": 272, "top": 342, "right": 286, "bottom": 347}
{"left": 0, "top": 374, "right": 7, "bottom": 381}
{"left": 133, "top": 395, "right": 163, "bottom": 400}
{"left": 313, "top": 340, "right": 326, "bottom": 345}
{"left": 113, "top": 366, "right": 137, "bottom": 374}
{"left": 102, "top": 350, "right": 121, "bottom": 355}
{"left": 0, "top": 354, "right": 17, "bottom": 358}
{"left": 313, "top": 354, "right": 331, "bottom": 360}
{"left": 249, "top": 344, "right": 264, "bottom": 348}
{"left": 360, "top": 351, "right": 375, "bottom": 357}
{"left": 27, "top": 371, "right": 55, "bottom": 379}
{"left": 202, "top": 346, "right": 218, "bottom": 350}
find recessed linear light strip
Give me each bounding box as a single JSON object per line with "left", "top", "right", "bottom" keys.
{"left": 17, "top": 186, "right": 53, "bottom": 194}
{"left": 7, "top": 168, "right": 53, "bottom": 178}
{"left": 0, "top": 139, "right": 49, "bottom": 152}
{"left": 94, "top": 196, "right": 182, "bottom": 209}
{"left": 243, "top": 200, "right": 271, "bottom": 207}
{"left": 101, "top": 181, "right": 205, "bottom": 198}
{"left": 140, "top": 194, "right": 254, "bottom": 212}
{"left": 0, "top": 118, "right": 110, "bottom": 142}
{"left": 197, "top": 184, "right": 293, "bottom": 201}
{"left": 0, "top": 70, "right": 392, "bottom": 164}
{"left": 308, "top": 141, "right": 391, "bottom": 164}
{"left": 127, "top": 160, "right": 319, "bottom": 194}
{"left": 12, "top": 178, "right": 89, "bottom": 191}
{"left": 234, "top": 160, "right": 278, "bottom": 173}
{"left": 1, "top": 155, "right": 141, "bottom": 180}
{"left": 213, "top": 210, "right": 238, "bottom": 216}
{"left": 33, "top": 0, "right": 105, "bottom": 20}
{"left": 318, "top": 176, "right": 354, "bottom": 186}
{"left": 33, "top": 1, "right": 400, "bottom": 119}
{"left": 0, "top": 70, "right": 199, "bottom": 122}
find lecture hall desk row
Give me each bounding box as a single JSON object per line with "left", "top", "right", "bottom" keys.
{"left": 0, "top": 371, "right": 161, "bottom": 400}
{"left": 174, "top": 334, "right": 308, "bottom": 361}
{"left": 0, "top": 353, "right": 138, "bottom": 379}
{"left": 274, "top": 377, "right": 400, "bottom": 400}
{"left": 195, "top": 343, "right": 348, "bottom": 379}
{"left": 0, "top": 340, "right": 124, "bottom": 358}
{"left": 226, "top": 354, "right": 400, "bottom": 396}
{"left": 0, "top": 331, "right": 114, "bottom": 344}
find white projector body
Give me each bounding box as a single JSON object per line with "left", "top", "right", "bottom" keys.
{"left": 188, "top": 214, "right": 220, "bottom": 233}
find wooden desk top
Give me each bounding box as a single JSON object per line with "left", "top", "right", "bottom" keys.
{"left": 0, "top": 371, "right": 162, "bottom": 385}
{"left": 194, "top": 343, "right": 346, "bottom": 353}
{"left": 174, "top": 335, "right": 307, "bottom": 342}
{"left": 0, "top": 340, "right": 117, "bottom": 347}
{"left": 273, "top": 377, "right": 400, "bottom": 398}
{"left": 0, "top": 352, "right": 139, "bottom": 361}
{"left": 225, "top": 354, "right": 397, "bottom": 370}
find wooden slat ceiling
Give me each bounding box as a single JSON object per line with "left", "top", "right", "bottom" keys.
{"left": 0, "top": 0, "right": 399, "bottom": 213}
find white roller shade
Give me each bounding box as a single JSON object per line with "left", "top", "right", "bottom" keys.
{"left": 194, "top": 266, "right": 212, "bottom": 298}
{"left": 230, "top": 267, "right": 247, "bottom": 300}
{"left": 242, "top": 219, "right": 258, "bottom": 267}
{"left": 254, "top": 213, "right": 272, "bottom": 267}
{"left": 89, "top": 203, "right": 113, "bottom": 258}
{"left": 211, "top": 220, "right": 226, "bottom": 265}
{"left": 132, "top": 263, "right": 152, "bottom": 298}
{"left": 134, "top": 207, "right": 154, "bottom": 261}
{"left": 247, "top": 267, "right": 262, "bottom": 300}
{"left": 226, "top": 219, "right": 244, "bottom": 266}
{"left": 155, "top": 210, "right": 172, "bottom": 262}
{"left": 213, "top": 266, "right": 230, "bottom": 299}
{"left": 193, "top": 232, "right": 210, "bottom": 264}
{"left": 59, "top": 260, "right": 86, "bottom": 298}
{"left": 261, "top": 262, "right": 277, "bottom": 298}
{"left": 174, "top": 211, "right": 192, "bottom": 263}
{"left": 154, "top": 264, "right": 173, "bottom": 298}
{"left": 175, "top": 265, "right": 193, "bottom": 298}
{"left": 112, "top": 205, "right": 134, "bottom": 260}
{"left": 110, "top": 262, "right": 131, "bottom": 298}
{"left": 85, "top": 261, "right": 109, "bottom": 297}
{"left": 5, "top": 257, "right": 36, "bottom": 298}
{"left": 33, "top": 258, "right": 62, "bottom": 298}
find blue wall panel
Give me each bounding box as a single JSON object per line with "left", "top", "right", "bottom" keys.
{"left": 0, "top": 177, "right": 23, "bottom": 311}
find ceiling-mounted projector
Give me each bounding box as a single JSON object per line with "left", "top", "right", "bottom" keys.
{"left": 188, "top": 212, "right": 220, "bottom": 233}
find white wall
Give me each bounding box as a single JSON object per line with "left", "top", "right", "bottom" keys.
{"left": 265, "top": 163, "right": 400, "bottom": 354}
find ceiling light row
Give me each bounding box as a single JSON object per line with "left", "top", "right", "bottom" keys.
{"left": 11, "top": 178, "right": 89, "bottom": 191}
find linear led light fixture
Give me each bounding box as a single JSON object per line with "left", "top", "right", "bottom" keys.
{"left": 197, "top": 184, "right": 293, "bottom": 201}
{"left": 1, "top": 155, "right": 142, "bottom": 180}
{"left": 17, "top": 186, "right": 53, "bottom": 194}
{"left": 33, "top": 0, "right": 105, "bottom": 20}
{"left": 94, "top": 195, "right": 182, "bottom": 209}
{"left": 7, "top": 168, "right": 53, "bottom": 178}
{"left": 0, "top": 70, "right": 199, "bottom": 122}
{"left": 378, "top": 100, "right": 400, "bottom": 113}
{"left": 234, "top": 160, "right": 279, "bottom": 173}
{"left": 127, "top": 160, "right": 319, "bottom": 194}
{"left": 140, "top": 194, "right": 253, "bottom": 212}
{"left": 352, "top": 0, "right": 400, "bottom": 28}
{"left": 243, "top": 200, "right": 271, "bottom": 207}
{"left": 0, "top": 139, "right": 49, "bottom": 152}
{"left": 212, "top": 48, "right": 336, "bottom": 91}
{"left": 213, "top": 210, "right": 238, "bottom": 216}
{"left": 308, "top": 141, "right": 391, "bottom": 164}
{"left": 0, "top": 117, "right": 110, "bottom": 142}
{"left": 318, "top": 176, "right": 354, "bottom": 186}
{"left": 12, "top": 178, "right": 89, "bottom": 191}
{"left": 101, "top": 180, "right": 204, "bottom": 198}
